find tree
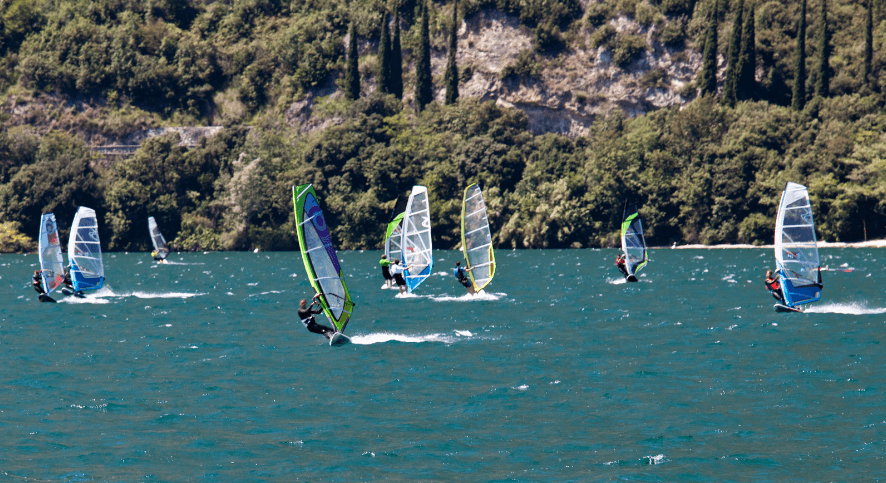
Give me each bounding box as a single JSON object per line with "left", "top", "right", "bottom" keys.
{"left": 345, "top": 21, "right": 360, "bottom": 100}
{"left": 814, "top": 0, "right": 830, "bottom": 98}
{"left": 444, "top": 0, "right": 459, "bottom": 105}
{"left": 792, "top": 0, "right": 807, "bottom": 110}
{"left": 698, "top": 0, "right": 719, "bottom": 96}
{"left": 723, "top": 0, "right": 744, "bottom": 106}
{"left": 863, "top": 0, "right": 873, "bottom": 87}
{"left": 390, "top": 4, "right": 403, "bottom": 99}
{"left": 736, "top": 5, "right": 755, "bottom": 101}
{"left": 378, "top": 13, "right": 392, "bottom": 94}
{"left": 414, "top": 0, "right": 433, "bottom": 112}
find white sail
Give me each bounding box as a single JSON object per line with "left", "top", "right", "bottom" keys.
{"left": 38, "top": 213, "right": 65, "bottom": 294}
{"left": 68, "top": 207, "right": 104, "bottom": 291}
{"left": 774, "top": 182, "right": 822, "bottom": 306}
{"left": 148, "top": 216, "right": 169, "bottom": 258}
{"left": 461, "top": 184, "right": 495, "bottom": 291}
{"left": 401, "top": 186, "right": 433, "bottom": 293}
{"left": 621, "top": 203, "right": 647, "bottom": 276}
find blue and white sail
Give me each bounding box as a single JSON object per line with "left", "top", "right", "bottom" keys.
{"left": 401, "top": 186, "right": 433, "bottom": 293}
{"left": 38, "top": 213, "right": 66, "bottom": 295}
{"left": 68, "top": 207, "right": 104, "bottom": 292}
{"left": 774, "top": 182, "right": 822, "bottom": 308}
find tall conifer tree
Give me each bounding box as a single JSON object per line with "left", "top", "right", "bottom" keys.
{"left": 345, "top": 21, "right": 360, "bottom": 101}
{"left": 415, "top": 0, "right": 433, "bottom": 112}
{"left": 724, "top": 0, "right": 744, "bottom": 106}
{"left": 736, "top": 5, "right": 755, "bottom": 100}
{"left": 378, "top": 14, "right": 392, "bottom": 94}
{"left": 814, "top": 0, "right": 830, "bottom": 98}
{"left": 444, "top": 0, "right": 459, "bottom": 105}
{"left": 792, "top": 0, "right": 807, "bottom": 110}
{"left": 699, "top": 0, "right": 719, "bottom": 96}
{"left": 863, "top": 0, "right": 873, "bottom": 86}
{"left": 391, "top": 5, "right": 403, "bottom": 99}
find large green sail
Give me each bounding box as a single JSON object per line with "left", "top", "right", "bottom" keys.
{"left": 620, "top": 202, "right": 647, "bottom": 276}
{"left": 292, "top": 184, "right": 354, "bottom": 332}
{"left": 461, "top": 184, "right": 496, "bottom": 291}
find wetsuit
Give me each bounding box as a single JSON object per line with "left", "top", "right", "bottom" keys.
{"left": 63, "top": 267, "right": 74, "bottom": 290}
{"left": 33, "top": 272, "right": 45, "bottom": 295}
{"left": 299, "top": 304, "right": 336, "bottom": 339}
{"left": 616, "top": 258, "right": 629, "bottom": 278}
{"left": 454, "top": 266, "right": 472, "bottom": 288}
{"left": 765, "top": 276, "right": 785, "bottom": 303}
{"left": 390, "top": 263, "right": 407, "bottom": 287}
{"left": 380, "top": 258, "right": 393, "bottom": 281}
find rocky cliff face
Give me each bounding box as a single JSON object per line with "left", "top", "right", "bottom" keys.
{"left": 443, "top": 10, "right": 701, "bottom": 137}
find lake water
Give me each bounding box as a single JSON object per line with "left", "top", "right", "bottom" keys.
{"left": 1, "top": 248, "right": 884, "bottom": 480}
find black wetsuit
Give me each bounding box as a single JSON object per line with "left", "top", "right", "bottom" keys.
{"left": 299, "top": 304, "right": 336, "bottom": 338}
{"left": 616, "top": 259, "right": 629, "bottom": 278}
{"left": 454, "top": 266, "right": 472, "bottom": 288}
{"left": 390, "top": 264, "right": 407, "bottom": 287}
{"left": 33, "top": 273, "right": 45, "bottom": 295}
{"left": 765, "top": 277, "right": 785, "bottom": 304}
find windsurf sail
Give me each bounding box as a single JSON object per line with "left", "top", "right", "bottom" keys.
{"left": 38, "top": 213, "right": 65, "bottom": 295}
{"left": 774, "top": 182, "right": 822, "bottom": 307}
{"left": 621, "top": 202, "right": 648, "bottom": 277}
{"left": 460, "top": 184, "right": 495, "bottom": 291}
{"left": 401, "top": 186, "right": 433, "bottom": 293}
{"left": 384, "top": 195, "right": 409, "bottom": 262}
{"left": 68, "top": 207, "right": 104, "bottom": 292}
{"left": 147, "top": 216, "right": 169, "bottom": 259}
{"left": 292, "top": 184, "right": 355, "bottom": 333}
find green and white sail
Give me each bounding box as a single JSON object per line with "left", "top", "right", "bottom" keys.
{"left": 38, "top": 213, "right": 65, "bottom": 295}
{"left": 292, "top": 184, "right": 354, "bottom": 333}
{"left": 460, "top": 184, "right": 496, "bottom": 291}
{"left": 620, "top": 202, "right": 647, "bottom": 277}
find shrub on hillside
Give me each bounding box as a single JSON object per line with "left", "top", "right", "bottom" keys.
{"left": 612, "top": 34, "right": 648, "bottom": 67}
{"left": 500, "top": 49, "right": 542, "bottom": 80}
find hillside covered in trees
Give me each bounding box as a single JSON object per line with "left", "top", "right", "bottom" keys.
{"left": 2, "top": 0, "right": 886, "bottom": 252}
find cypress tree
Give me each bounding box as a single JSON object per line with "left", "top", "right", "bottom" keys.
{"left": 698, "top": 0, "right": 719, "bottom": 96}
{"left": 378, "top": 14, "right": 392, "bottom": 94}
{"left": 444, "top": 0, "right": 459, "bottom": 105}
{"left": 414, "top": 0, "right": 433, "bottom": 112}
{"left": 723, "top": 0, "right": 744, "bottom": 106}
{"left": 792, "top": 0, "right": 807, "bottom": 110}
{"left": 814, "top": 0, "right": 830, "bottom": 98}
{"left": 736, "top": 5, "right": 755, "bottom": 101}
{"left": 345, "top": 21, "right": 360, "bottom": 101}
{"left": 390, "top": 5, "right": 403, "bottom": 99}
{"left": 863, "top": 0, "right": 873, "bottom": 86}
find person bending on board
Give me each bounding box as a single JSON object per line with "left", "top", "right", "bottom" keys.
{"left": 32, "top": 270, "right": 46, "bottom": 295}
{"left": 764, "top": 270, "right": 785, "bottom": 304}
{"left": 453, "top": 261, "right": 475, "bottom": 295}
{"left": 299, "top": 294, "right": 336, "bottom": 339}
{"left": 380, "top": 254, "right": 394, "bottom": 288}
{"left": 389, "top": 259, "right": 409, "bottom": 294}
{"left": 615, "top": 254, "right": 629, "bottom": 278}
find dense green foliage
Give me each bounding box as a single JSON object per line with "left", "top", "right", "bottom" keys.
{"left": 3, "top": 0, "right": 886, "bottom": 253}
{"left": 444, "top": 1, "right": 459, "bottom": 105}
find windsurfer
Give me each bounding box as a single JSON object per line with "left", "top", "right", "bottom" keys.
{"left": 298, "top": 294, "right": 336, "bottom": 339}
{"left": 764, "top": 270, "right": 785, "bottom": 304}
{"left": 63, "top": 265, "right": 74, "bottom": 291}
{"left": 32, "top": 270, "right": 45, "bottom": 295}
{"left": 380, "top": 255, "right": 394, "bottom": 288}
{"left": 453, "top": 261, "right": 475, "bottom": 295}
{"left": 389, "top": 259, "right": 408, "bottom": 294}
{"left": 615, "top": 254, "right": 629, "bottom": 278}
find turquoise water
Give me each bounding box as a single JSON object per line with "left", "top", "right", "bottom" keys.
{"left": 1, "top": 248, "right": 884, "bottom": 480}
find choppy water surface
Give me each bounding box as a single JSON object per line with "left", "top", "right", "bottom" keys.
{"left": 1, "top": 248, "right": 884, "bottom": 480}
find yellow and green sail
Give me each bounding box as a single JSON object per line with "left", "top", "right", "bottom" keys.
{"left": 292, "top": 184, "right": 354, "bottom": 333}
{"left": 460, "top": 184, "right": 496, "bottom": 291}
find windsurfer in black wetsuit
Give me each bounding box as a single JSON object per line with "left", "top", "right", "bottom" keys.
{"left": 615, "top": 254, "right": 629, "bottom": 278}
{"left": 63, "top": 265, "right": 73, "bottom": 291}
{"left": 33, "top": 270, "right": 45, "bottom": 295}
{"left": 453, "top": 261, "right": 475, "bottom": 295}
{"left": 298, "top": 294, "right": 336, "bottom": 339}
{"left": 764, "top": 270, "right": 785, "bottom": 304}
